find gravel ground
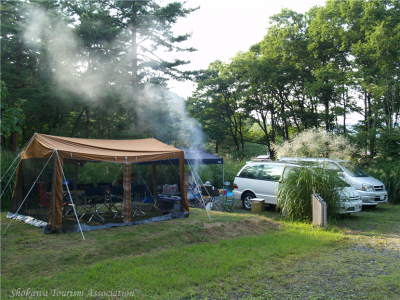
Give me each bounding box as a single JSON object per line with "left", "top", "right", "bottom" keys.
{"left": 197, "top": 235, "right": 400, "bottom": 300}
{"left": 184, "top": 204, "right": 400, "bottom": 300}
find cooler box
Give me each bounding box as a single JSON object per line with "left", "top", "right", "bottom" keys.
{"left": 251, "top": 198, "right": 265, "bottom": 213}
{"left": 162, "top": 184, "right": 179, "bottom": 195}
{"left": 158, "top": 196, "right": 182, "bottom": 211}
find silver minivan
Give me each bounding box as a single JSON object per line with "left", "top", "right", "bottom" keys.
{"left": 279, "top": 157, "right": 388, "bottom": 207}
{"left": 233, "top": 161, "right": 362, "bottom": 213}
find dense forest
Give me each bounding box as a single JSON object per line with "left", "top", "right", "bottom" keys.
{"left": 1, "top": 0, "right": 399, "bottom": 161}
{"left": 187, "top": 0, "right": 400, "bottom": 160}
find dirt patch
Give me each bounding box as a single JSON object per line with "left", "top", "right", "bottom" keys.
{"left": 201, "top": 216, "right": 280, "bottom": 241}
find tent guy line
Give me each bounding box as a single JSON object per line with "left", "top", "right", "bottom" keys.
{"left": 57, "top": 152, "right": 85, "bottom": 240}
{"left": 7, "top": 133, "right": 190, "bottom": 233}
{"left": 2, "top": 149, "right": 56, "bottom": 238}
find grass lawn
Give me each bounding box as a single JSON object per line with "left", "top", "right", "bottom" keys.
{"left": 1, "top": 204, "right": 399, "bottom": 299}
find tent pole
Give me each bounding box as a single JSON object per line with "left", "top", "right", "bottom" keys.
{"left": 123, "top": 158, "right": 132, "bottom": 223}
{"left": 74, "top": 163, "right": 78, "bottom": 200}
{"left": 138, "top": 165, "right": 140, "bottom": 185}
{"left": 152, "top": 162, "right": 158, "bottom": 208}
{"left": 58, "top": 155, "right": 85, "bottom": 240}
{"left": 51, "top": 150, "right": 58, "bottom": 230}
{"left": 223, "top": 163, "right": 224, "bottom": 188}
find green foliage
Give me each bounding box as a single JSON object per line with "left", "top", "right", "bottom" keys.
{"left": 0, "top": 81, "right": 24, "bottom": 138}
{"left": 187, "top": 60, "right": 252, "bottom": 151}
{"left": 277, "top": 167, "right": 343, "bottom": 222}
{"left": 0, "top": 150, "right": 20, "bottom": 211}
{"left": 63, "top": 162, "right": 123, "bottom": 185}
{"left": 376, "top": 128, "right": 400, "bottom": 160}
{"left": 196, "top": 158, "right": 246, "bottom": 189}
{"left": 366, "top": 159, "right": 400, "bottom": 205}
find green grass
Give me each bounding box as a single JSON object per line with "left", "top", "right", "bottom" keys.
{"left": 1, "top": 205, "right": 400, "bottom": 299}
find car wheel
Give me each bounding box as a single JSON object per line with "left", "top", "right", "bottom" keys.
{"left": 242, "top": 192, "right": 255, "bottom": 210}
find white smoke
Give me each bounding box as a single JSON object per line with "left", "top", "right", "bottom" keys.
{"left": 23, "top": 7, "right": 106, "bottom": 103}
{"left": 22, "top": 5, "right": 205, "bottom": 151}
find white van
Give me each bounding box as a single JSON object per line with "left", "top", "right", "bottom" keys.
{"left": 233, "top": 161, "right": 362, "bottom": 213}
{"left": 279, "top": 157, "right": 388, "bottom": 207}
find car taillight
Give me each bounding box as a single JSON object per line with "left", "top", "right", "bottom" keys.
{"left": 233, "top": 183, "right": 238, "bottom": 189}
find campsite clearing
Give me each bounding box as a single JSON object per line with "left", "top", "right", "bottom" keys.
{"left": 1, "top": 204, "right": 400, "bottom": 299}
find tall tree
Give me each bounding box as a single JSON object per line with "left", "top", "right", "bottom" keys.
{"left": 111, "top": 0, "right": 198, "bottom": 133}
{"left": 188, "top": 61, "right": 251, "bottom": 151}
{"left": 0, "top": 81, "right": 24, "bottom": 149}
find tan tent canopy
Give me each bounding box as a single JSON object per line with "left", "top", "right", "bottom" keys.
{"left": 11, "top": 133, "right": 188, "bottom": 229}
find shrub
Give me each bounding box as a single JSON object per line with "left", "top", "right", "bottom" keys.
{"left": 273, "top": 128, "right": 356, "bottom": 160}
{"left": 366, "top": 159, "right": 400, "bottom": 205}
{"left": 277, "top": 167, "right": 344, "bottom": 222}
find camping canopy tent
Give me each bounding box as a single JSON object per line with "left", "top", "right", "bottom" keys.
{"left": 139, "top": 147, "right": 223, "bottom": 165}
{"left": 139, "top": 146, "right": 225, "bottom": 187}
{"left": 177, "top": 147, "right": 223, "bottom": 165}
{"left": 9, "top": 133, "right": 188, "bottom": 231}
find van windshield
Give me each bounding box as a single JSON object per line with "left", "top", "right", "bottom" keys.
{"left": 339, "top": 162, "right": 369, "bottom": 177}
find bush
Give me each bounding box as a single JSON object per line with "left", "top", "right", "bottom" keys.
{"left": 276, "top": 167, "right": 344, "bottom": 222}
{"left": 366, "top": 159, "right": 400, "bottom": 205}
{"left": 273, "top": 128, "right": 356, "bottom": 160}
{"left": 1, "top": 150, "right": 20, "bottom": 211}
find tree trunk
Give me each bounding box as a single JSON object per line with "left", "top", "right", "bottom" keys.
{"left": 343, "top": 89, "right": 346, "bottom": 136}
{"left": 12, "top": 132, "right": 18, "bottom": 153}
{"left": 86, "top": 109, "right": 90, "bottom": 138}
{"left": 71, "top": 108, "right": 85, "bottom": 137}
{"left": 131, "top": 3, "right": 141, "bottom": 133}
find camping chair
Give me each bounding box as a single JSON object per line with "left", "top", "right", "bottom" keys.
{"left": 201, "top": 185, "right": 220, "bottom": 211}
{"left": 62, "top": 192, "right": 75, "bottom": 216}
{"left": 84, "top": 187, "right": 106, "bottom": 222}
{"left": 221, "top": 189, "right": 235, "bottom": 212}
{"left": 61, "top": 180, "right": 78, "bottom": 217}
{"left": 96, "top": 183, "right": 113, "bottom": 217}
{"left": 97, "top": 183, "right": 113, "bottom": 196}
{"left": 131, "top": 184, "right": 147, "bottom": 216}
{"left": 37, "top": 182, "right": 51, "bottom": 221}
{"left": 107, "top": 186, "right": 124, "bottom": 219}
{"left": 73, "top": 184, "right": 93, "bottom": 218}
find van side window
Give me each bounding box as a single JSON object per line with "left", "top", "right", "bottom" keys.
{"left": 322, "top": 162, "right": 340, "bottom": 172}
{"left": 259, "top": 164, "right": 284, "bottom": 181}
{"left": 238, "top": 165, "right": 262, "bottom": 179}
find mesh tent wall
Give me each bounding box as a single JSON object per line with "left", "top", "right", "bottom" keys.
{"left": 9, "top": 133, "right": 188, "bottom": 231}
{"left": 139, "top": 147, "right": 225, "bottom": 186}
